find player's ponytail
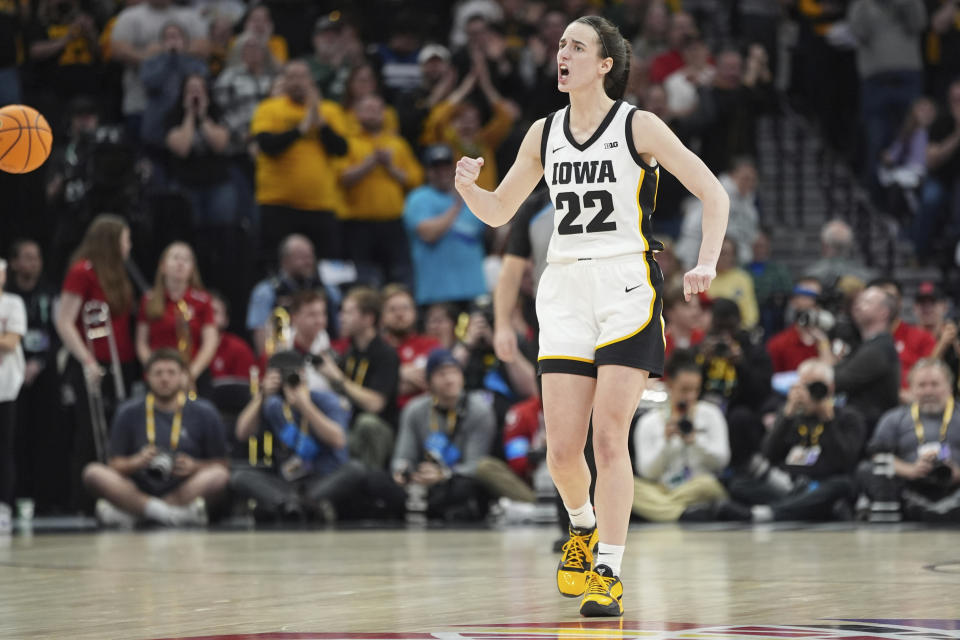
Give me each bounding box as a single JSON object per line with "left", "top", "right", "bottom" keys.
{"left": 575, "top": 16, "right": 631, "bottom": 100}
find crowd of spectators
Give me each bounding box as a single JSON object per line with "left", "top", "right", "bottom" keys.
{"left": 1, "top": 0, "right": 960, "bottom": 534}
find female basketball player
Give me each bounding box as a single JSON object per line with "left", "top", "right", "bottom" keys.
{"left": 455, "top": 16, "right": 729, "bottom": 617}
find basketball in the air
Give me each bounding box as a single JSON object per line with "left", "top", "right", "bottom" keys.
{"left": 0, "top": 104, "right": 53, "bottom": 174}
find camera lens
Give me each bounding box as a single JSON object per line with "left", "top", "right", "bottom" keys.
{"left": 929, "top": 463, "right": 952, "bottom": 486}
{"left": 146, "top": 452, "right": 172, "bottom": 481}
{"left": 678, "top": 418, "right": 694, "bottom": 435}
{"left": 284, "top": 371, "right": 300, "bottom": 387}
{"left": 807, "top": 381, "right": 829, "bottom": 401}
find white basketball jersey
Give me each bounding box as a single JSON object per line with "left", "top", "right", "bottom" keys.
{"left": 540, "top": 100, "right": 662, "bottom": 263}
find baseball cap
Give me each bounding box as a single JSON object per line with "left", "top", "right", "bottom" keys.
{"left": 916, "top": 281, "right": 942, "bottom": 301}
{"left": 314, "top": 13, "right": 342, "bottom": 33}
{"left": 792, "top": 284, "right": 820, "bottom": 299}
{"left": 422, "top": 144, "right": 454, "bottom": 166}
{"left": 418, "top": 43, "right": 451, "bottom": 65}
{"left": 426, "top": 348, "right": 461, "bottom": 380}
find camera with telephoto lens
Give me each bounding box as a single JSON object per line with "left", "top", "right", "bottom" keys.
{"left": 146, "top": 450, "right": 174, "bottom": 482}
{"left": 265, "top": 368, "right": 301, "bottom": 394}
{"left": 283, "top": 370, "right": 301, "bottom": 388}
{"left": 796, "top": 309, "right": 836, "bottom": 333}
{"left": 806, "top": 380, "right": 829, "bottom": 401}
{"left": 675, "top": 401, "right": 695, "bottom": 436}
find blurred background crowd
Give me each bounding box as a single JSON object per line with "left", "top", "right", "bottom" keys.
{"left": 1, "top": 0, "right": 960, "bottom": 535}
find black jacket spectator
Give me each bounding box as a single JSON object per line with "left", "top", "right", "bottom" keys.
{"left": 728, "top": 360, "right": 864, "bottom": 522}
{"left": 764, "top": 407, "right": 866, "bottom": 481}
{"left": 835, "top": 333, "right": 900, "bottom": 432}
{"left": 826, "top": 286, "right": 901, "bottom": 433}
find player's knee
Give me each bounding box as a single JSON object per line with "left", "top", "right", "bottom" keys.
{"left": 591, "top": 429, "right": 629, "bottom": 466}
{"left": 547, "top": 446, "right": 581, "bottom": 472}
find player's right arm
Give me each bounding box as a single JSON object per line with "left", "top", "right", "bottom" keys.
{"left": 455, "top": 118, "right": 545, "bottom": 227}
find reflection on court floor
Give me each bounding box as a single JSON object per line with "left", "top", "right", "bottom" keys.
{"left": 154, "top": 619, "right": 960, "bottom": 640}
{"left": 3, "top": 528, "right": 958, "bottom": 640}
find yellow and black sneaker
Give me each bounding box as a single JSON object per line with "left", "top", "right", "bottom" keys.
{"left": 556, "top": 524, "right": 598, "bottom": 597}
{"left": 579, "top": 564, "right": 623, "bottom": 617}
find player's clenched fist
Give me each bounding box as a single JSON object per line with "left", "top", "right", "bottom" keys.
{"left": 682, "top": 264, "right": 716, "bottom": 301}
{"left": 455, "top": 156, "right": 484, "bottom": 194}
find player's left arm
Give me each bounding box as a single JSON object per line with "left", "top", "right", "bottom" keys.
{"left": 631, "top": 110, "right": 729, "bottom": 299}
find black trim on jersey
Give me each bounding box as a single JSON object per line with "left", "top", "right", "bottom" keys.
{"left": 562, "top": 99, "right": 622, "bottom": 152}
{"left": 638, "top": 168, "right": 665, "bottom": 252}
{"left": 540, "top": 112, "right": 556, "bottom": 169}
{"left": 538, "top": 357, "right": 597, "bottom": 378}
{"left": 624, "top": 107, "right": 659, "bottom": 172}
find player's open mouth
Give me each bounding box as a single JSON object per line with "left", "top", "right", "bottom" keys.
{"left": 559, "top": 64, "right": 569, "bottom": 80}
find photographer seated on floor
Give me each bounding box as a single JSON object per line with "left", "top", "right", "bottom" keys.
{"left": 860, "top": 358, "right": 960, "bottom": 522}
{"left": 391, "top": 348, "right": 498, "bottom": 522}
{"left": 632, "top": 353, "right": 732, "bottom": 522}
{"left": 229, "top": 350, "right": 358, "bottom": 523}
{"left": 83, "top": 349, "right": 230, "bottom": 527}
{"left": 728, "top": 358, "right": 866, "bottom": 522}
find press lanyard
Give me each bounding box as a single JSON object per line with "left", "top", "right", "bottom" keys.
{"left": 282, "top": 403, "right": 309, "bottom": 435}
{"left": 430, "top": 399, "right": 459, "bottom": 436}
{"left": 911, "top": 396, "right": 954, "bottom": 444}
{"left": 345, "top": 356, "right": 369, "bottom": 386}
{"left": 797, "top": 423, "right": 824, "bottom": 447}
{"left": 146, "top": 392, "right": 186, "bottom": 449}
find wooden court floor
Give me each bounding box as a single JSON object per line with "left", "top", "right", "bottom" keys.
{"left": 0, "top": 524, "right": 958, "bottom": 640}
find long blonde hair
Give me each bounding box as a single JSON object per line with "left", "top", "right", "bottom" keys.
{"left": 145, "top": 242, "right": 205, "bottom": 320}
{"left": 70, "top": 214, "right": 133, "bottom": 314}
